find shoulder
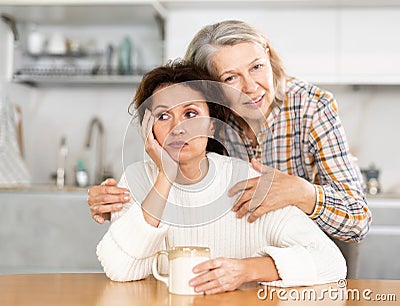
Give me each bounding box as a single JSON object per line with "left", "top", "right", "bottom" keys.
{"left": 265, "top": 205, "right": 321, "bottom": 237}
{"left": 285, "top": 77, "right": 340, "bottom": 121}
{"left": 286, "top": 77, "right": 336, "bottom": 107}
{"left": 207, "top": 153, "right": 260, "bottom": 180}
{"left": 118, "top": 159, "right": 158, "bottom": 189}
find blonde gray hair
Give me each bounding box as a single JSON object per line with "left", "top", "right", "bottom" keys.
{"left": 184, "top": 20, "right": 287, "bottom": 102}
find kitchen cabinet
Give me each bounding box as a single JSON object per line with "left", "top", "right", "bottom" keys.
{"left": 359, "top": 197, "right": 400, "bottom": 279}
{"left": 339, "top": 8, "right": 400, "bottom": 85}
{"left": 0, "top": 189, "right": 107, "bottom": 273}
{"left": 0, "top": 1, "right": 166, "bottom": 86}
{"left": 2, "top": 1, "right": 400, "bottom": 86}
{"left": 162, "top": 0, "right": 400, "bottom": 85}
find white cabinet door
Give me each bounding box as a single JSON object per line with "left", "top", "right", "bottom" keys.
{"left": 166, "top": 8, "right": 338, "bottom": 84}
{"left": 266, "top": 9, "right": 338, "bottom": 83}
{"left": 339, "top": 8, "right": 400, "bottom": 84}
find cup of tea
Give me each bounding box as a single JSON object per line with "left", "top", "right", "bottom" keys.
{"left": 152, "top": 246, "right": 210, "bottom": 295}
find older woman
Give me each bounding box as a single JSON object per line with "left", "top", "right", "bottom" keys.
{"left": 88, "top": 20, "right": 371, "bottom": 248}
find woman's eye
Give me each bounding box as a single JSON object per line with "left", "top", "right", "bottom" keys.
{"left": 253, "top": 64, "right": 263, "bottom": 71}
{"left": 223, "top": 75, "right": 235, "bottom": 83}
{"left": 186, "top": 111, "right": 197, "bottom": 118}
{"left": 158, "top": 113, "right": 169, "bottom": 120}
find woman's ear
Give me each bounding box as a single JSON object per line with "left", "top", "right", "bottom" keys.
{"left": 209, "top": 119, "right": 216, "bottom": 137}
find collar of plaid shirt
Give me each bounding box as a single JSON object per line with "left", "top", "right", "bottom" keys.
{"left": 220, "top": 102, "right": 282, "bottom": 164}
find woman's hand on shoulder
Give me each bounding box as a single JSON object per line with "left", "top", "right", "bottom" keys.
{"left": 229, "top": 159, "right": 316, "bottom": 222}
{"left": 87, "top": 178, "right": 130, "bottom": 224}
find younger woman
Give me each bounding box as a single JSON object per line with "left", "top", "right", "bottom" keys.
{"left": 96, "top": 61, "right": 346, "bottom": 295}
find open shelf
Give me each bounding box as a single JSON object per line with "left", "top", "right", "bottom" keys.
{"left": 13, "top": 73, "right": 144, "bottom": 86}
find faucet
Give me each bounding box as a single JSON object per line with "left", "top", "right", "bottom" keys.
{"left": 85, "top": 117, "right": 105, "bottom": 185}
{"left": 56, "top": 136, "right": 68, "bottom": 189}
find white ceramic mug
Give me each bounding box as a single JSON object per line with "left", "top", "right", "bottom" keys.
{"left": 152, "top": 246, "right": 210, "bottom": 295}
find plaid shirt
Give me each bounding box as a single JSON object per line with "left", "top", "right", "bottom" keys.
{"left": 218, "top": 78, "right": 371, "bottom": 242}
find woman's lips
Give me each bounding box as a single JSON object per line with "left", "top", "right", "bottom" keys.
{"left": 168, "top": 140, "right": 188, "bottom": 149}
{"left": 243, "top": 94, "right": 264, "bottom": 108}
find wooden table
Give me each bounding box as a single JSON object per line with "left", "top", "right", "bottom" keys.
{"left": 0, "top": 273, "right": 398, "bottom": 305}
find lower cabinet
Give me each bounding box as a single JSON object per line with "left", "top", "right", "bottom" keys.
{"left": 1, "top": 191, "right": 399, "bottom": 279}
{"left": 0, "top": 190, "right": 107, "bottom": 273}
{"left": 359, "top": 198, "right": 400, "bottom": 279}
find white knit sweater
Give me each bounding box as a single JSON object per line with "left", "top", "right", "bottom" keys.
{"left": 97, "top": 153, "right": 346, "bottom": 287}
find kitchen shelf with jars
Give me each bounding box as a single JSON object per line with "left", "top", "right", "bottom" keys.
{"left": 12, "top": 46, "right": 149, "bottom": 86}
{"left": 0, "top": 1, "right": 166, "bottom": 86}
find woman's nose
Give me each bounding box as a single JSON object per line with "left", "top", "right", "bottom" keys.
{"left": 241, "top": 75, "right": 258, "bottom": 93}
{"left": 170, "top": 122, "right": 186, "bottom": 136}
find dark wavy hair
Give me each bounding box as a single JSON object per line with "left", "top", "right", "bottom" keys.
{"left": 128, "top": 59, "right": 229, "bottom": 155}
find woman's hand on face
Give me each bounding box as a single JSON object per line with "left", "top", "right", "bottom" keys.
{"left": 229, "top": 159, "right": 316, "bottom": 222}
{"left": 189, "top": 258, "right": 248, "bottom": 295}
{"left": 87, "top": 178, "right": 130, "bottom": 224}
{"left": 141, "top": 109, "right": 179, "bottom": 182}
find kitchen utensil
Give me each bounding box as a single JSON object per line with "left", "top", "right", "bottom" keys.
{"left": 47, "top": 33, "right": 66, "bottom": 55}
{"left": 361, "top": 164, "right": 381, "bottom": 195}
{"left": 27, "top": 29, "right": 46, "bottom": 55}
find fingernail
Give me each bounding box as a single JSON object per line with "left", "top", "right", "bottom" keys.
{"left": 124, "top": 191, "right": 130, "bottom": 195}
{"left": 116, "top": 203, "right": 123, "bottom": 209}
{"left": 123, "top": 196, "right": 130, "bottom": 201}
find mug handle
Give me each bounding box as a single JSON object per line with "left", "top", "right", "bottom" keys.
{"left": 152, "top": 250, "right": 169, "bottom": 287}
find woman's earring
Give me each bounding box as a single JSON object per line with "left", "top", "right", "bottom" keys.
{"left": 209, "top": 135, "right": 214, "bottom": 139}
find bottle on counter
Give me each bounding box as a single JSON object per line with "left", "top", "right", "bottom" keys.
{"left": 361, "top": 164, "right": 381, "bottom": 195}
{"left": 75, "top": 159, "right": 89, "bottom": 188}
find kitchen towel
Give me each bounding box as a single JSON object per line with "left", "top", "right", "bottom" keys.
{"left": 0, "top": 94, "right": 30, "bottom": 187}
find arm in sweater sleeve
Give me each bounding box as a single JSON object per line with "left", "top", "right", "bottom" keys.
{"left": 96, "top": 201, "right": 168, "bottom": 281}
{"left": 254, "top": 206, "right": 347, "bottom": 287}
{"left": 96, "top": 163, "right": 169, "bottom": 282}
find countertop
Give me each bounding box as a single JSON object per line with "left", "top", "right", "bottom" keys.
{"left": 1, "top": 273, "right": 399, "bottom": 306}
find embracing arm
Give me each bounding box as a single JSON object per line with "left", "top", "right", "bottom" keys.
{"left": 87, "top": 178, "right": 129, "bottom": 224}
{"left": 306, "top": 93, "right": 371, "bottom": 243}
{"left": 231, "top": 92, "right": 371, "bottom": 243}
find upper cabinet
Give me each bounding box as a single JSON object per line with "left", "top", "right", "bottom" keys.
{"left": 0, "top": 0, "right": 166, "bottom": 85}
{"left": 339, "top": 8, "right": 400, "bottom": 85}
{"left": 162, "top": 0, "right": 400, "bottom": 85}
{"left": 1, "top": 0, "right": 400, "bottom": 85}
